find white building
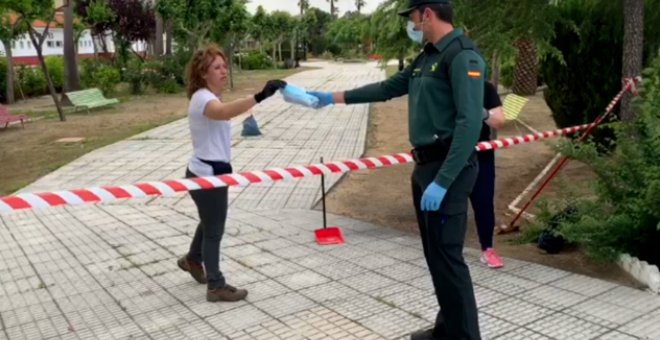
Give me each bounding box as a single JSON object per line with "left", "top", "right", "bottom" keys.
{"left": 0, "top": 11, "right": 149, "bottom": 66}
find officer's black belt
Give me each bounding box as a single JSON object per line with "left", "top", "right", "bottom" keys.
{"left": 411, "top": 140, "right": 452, "bottom": 165}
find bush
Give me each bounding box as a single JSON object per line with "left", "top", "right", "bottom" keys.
{"left": 540, "top": 0, "right": 660, "bottom": 145}
{"left": 241, "top": 51, "right": 273, "bottom": 70}
{"left": 80, "top": 58, "right": 121, "bottom": 95}
{"left": 158, "top": 78, "right": 179, "bottom": 94}
{"left": 143, "top": 58, "right": 180, "bottom": 93}
{"left": 80, "top": 58, "right": 109, "bottom": 88}
{"left": 16, "top": 66, "right": 47, "bottom": 97}
{"left": 124, "top": 57, "right": 146, "bottom": 95}
{"left": 326, "top": 44, "right": 342, "bottom": 57}
{"left": 320, "top": 51, "right": 334, "bottom": 61}
{"left": 536, "top": 53, "right": 660, "bottom": 265}
{"left": 44, "top": 56, "right": 64, "bottom": 91}
{"left": 94, "top": 66, "right": 121, "bottom": 95}
{"left": 161, "top": 54, "right": 186, "bottom": 85}
{"left": 169, "top": 47, "right": 193, "bottom": 84}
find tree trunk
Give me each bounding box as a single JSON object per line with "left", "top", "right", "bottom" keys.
{"left": 397, "top": 51, "right": 404, "bottom": 71}
{"left": 271, "top": 43, "right": 277, "bottom": 69}
{"left": 29, "top": 30, "right": 65, "bottom": 121}
{"left": 225, "top": 43, "right": 235, "bottom": 90}
{"left": 490, "top": 52, "right": 500, "bottom": 90}
{"left": 621, "top": 0, "right": 644, "bottom": 122}
{"left": 2, "top": 40, "right": 15, "bottom": 104}
{"left": 278, "top": 40, "right": 283, "bottom": 63}
{"left": 165, "top": 20, "right": 173, "bottom": 55}
{"left": 512, "top": 37, "right": 538, "bottom": 95}
{"left": 64, "top": 0, "right": 81, "bottom": 92}
{"left": 155, "top": 11, "right": 164, "bottom": 56}
{"left": 98, "top": 32, "right": 109, "bottom": 54}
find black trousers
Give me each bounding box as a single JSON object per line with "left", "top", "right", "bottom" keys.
{"left": 411, "top": 153, "right": 481, "bottom": 340}
{"left": 186, "top": 163, "right": 231, "bottom": 290}
{"left": 469, "top": 150, "right": 496, "bottom": 250}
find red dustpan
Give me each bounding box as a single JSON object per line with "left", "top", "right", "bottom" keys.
{"left": 315, "top": 157, "right": 344, "bottom": 245}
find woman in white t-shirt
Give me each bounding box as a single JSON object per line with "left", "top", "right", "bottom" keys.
{"left": 177, "top": 44, "right": 286, "bottom": 303}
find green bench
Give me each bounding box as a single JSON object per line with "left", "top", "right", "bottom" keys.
{"left": 63, "top": 88, "right": 119, "bottom": 113}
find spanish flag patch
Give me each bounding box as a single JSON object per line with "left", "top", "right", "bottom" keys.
{"left": 467, "top": 71, "right": 481, "bottom": 78}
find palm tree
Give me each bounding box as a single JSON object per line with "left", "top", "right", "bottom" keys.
{"left": 327, "top": 0, "right": 338, "bottom": 16}
{"left": 356, "top": 0, "right": 366, "bottom": 14}
{"left": 621, "top": 0, "right": 644, "bottom": 122}
{"left": 154, "top": 0, "right": 164, "bottom": 55}
{"left": 298, "top": 0, "right": 310, "bottom": 15}
{"left": 511, "top": 37, "right": 537, "bottom": 95}
{"left": 63, "top": 0, "right": 81, "bottom": 91}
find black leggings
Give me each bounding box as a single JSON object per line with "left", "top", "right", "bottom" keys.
{"left": 186, "top": 161, "right": 232, "bottom": 290}
{"left": 469, "top": 150, "right": 496, "bottom": 250}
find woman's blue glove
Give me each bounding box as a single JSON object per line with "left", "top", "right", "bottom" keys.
{"left": 306, "top": 91, "right": 335, "bottom": 108}
{"left": 421, "top": 182, "right": 448, "bottom": 211}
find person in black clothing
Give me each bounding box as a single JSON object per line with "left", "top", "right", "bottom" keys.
{"left": 470, "top": 81, "right": 506, "bottom": 268}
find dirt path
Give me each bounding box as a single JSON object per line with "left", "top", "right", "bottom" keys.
{"left": 323, "top": 92, "right": 642, "bottom": 288}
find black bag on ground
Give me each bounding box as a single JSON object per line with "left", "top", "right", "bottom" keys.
{"left": 538, "top": 206, "right": 577, "bottom": 254}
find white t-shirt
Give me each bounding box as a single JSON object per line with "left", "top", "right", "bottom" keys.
{"left": 187, "top": 88, "right": 232, "bottom": 176}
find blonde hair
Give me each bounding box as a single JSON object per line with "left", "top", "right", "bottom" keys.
{"left": 185, "top": 44, "right": 227, "bottom": 99}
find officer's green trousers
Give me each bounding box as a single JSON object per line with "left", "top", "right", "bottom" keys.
{"left": 411, "top": 153, "right": 481, "bottom": 340}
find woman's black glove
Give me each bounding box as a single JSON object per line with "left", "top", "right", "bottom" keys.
{"left": 254, "top": 80, "right": 287, "bottom": 103}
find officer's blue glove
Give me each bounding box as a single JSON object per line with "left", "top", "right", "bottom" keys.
{"left": 421, "top": 182, "right": 448, "bottom": 211}
{"left": 306, "top": 91, "right": 334, "bottom": 108}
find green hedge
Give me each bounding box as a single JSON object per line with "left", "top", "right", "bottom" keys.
{"left": 16, "top": 65, "right": 47, "bottom": 97}
{"left": 45, "top": 56, "right": 64, "bottom": 91}
{"left": 540, "top": 53, "right": 660, "bottom": 265}
{"left": 241, "top": 51, "right": 273, "bottom": 70}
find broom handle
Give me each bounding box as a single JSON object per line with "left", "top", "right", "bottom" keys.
{"left": 321, "top": 157, "right": 327, "bottom": 229}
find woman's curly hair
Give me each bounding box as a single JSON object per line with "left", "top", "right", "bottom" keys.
{"left": 185, "top": 44, "right": 227, "bottom": 99}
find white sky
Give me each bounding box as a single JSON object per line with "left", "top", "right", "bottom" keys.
{"left": 246, "top": 0, "right": 386, "bottom": 16}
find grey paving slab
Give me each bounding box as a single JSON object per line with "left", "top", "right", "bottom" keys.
{"left": 617, "top": 308, "right": 660, "bottom": 339}
{"left": 526, "top": 312, "right": 610, "bottom": 340}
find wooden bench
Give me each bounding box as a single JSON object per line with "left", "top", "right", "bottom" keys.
{"left": 62, "top": 88, "right": 119, "bottom": 113}
{"left": 0, "top": 105, "right": 27, "bottom": 129}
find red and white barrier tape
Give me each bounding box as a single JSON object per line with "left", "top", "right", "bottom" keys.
{"left": 0, "top": 124, "right": 592, "bottom": 214}
{"left": 475, "top": 124, "right": 588, "bottom": 151}
{"left": 505, "top": 76, "right": 640, "bottom": 228}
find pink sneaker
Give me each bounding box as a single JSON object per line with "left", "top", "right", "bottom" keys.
{"left": 480, "top": 248, "right": 504, "bottom": 268}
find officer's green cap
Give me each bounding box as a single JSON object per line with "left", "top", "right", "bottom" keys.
{"left": 398, "top": 0, "right": 451, "bottom": 17}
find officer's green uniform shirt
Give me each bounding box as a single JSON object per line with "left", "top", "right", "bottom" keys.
{"left": 344, "top": 29, "right": 485, "bottom": 189}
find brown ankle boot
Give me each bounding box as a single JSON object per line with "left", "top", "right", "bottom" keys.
{"left": 206, "top": 284, "right": 248, "bottom": 302}
{"left": 177, "top": 255, "right": 207, "bottom": 284}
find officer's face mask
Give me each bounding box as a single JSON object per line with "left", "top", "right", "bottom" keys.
{"left": 406, "top": 11, "right": 427, "bottom": 44}
{"left": 406, "top": 21, "right": 423, "bottom": 44}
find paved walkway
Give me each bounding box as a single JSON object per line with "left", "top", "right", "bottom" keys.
{"left": 20, "top": 61, "right": 378, "bottom": 211}
{"left": 2, "top": 61, "right": 659, "bottom": 340}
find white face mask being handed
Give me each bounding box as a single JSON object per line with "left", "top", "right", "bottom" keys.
{"left": 406, "top": 20, "right": 424, "bottom": 44}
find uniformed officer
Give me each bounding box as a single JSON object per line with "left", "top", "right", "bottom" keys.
{"left": 307, "top": 1, "right": 484, "bottom": 339}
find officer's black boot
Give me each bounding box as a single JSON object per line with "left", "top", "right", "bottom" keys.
{"left": 410, "top": 327, "right": 448, "bottom": 340}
